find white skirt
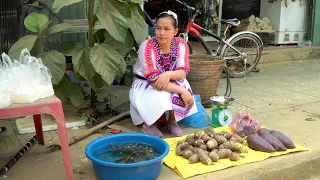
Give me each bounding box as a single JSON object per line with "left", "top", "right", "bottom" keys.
{"left": 129, "top": 78, "right": 198, "bottom": 126}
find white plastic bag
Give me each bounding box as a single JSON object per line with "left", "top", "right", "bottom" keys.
{"left": 7, "top": 49, "right": 40, "bottom": 104}
{"left": 0, "top": 53, "right": 13, "bottom": 108}
{"left": 26, "top": 55, "right": 54, "bottom": 98}
{"left": 1, "top": 48, "right": 55, "bottom": 105}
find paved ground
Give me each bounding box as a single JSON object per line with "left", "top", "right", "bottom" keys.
{"left": 1, "top": 59, "right": 320, "bottom": 180}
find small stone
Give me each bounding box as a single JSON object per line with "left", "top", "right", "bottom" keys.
{"left": 305, "top": 118, "right": 316, "bottom": 121}
{"left": 81, "top": 157, "right": 88, "bottom": 162}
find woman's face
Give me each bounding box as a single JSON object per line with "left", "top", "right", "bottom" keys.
{"left": 155, "top": 17, "right": 178, "bottom": 45}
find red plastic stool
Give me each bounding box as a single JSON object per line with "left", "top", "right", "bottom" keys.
{"left": 0, "top": 95, "right": 73, "bottom": 180}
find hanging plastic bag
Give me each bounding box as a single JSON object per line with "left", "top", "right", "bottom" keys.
{"left": 180, "top": 94, "right": 211, "bottom": 128}
{"left": 0, "top": 53, "right": 13, "bottom": 108}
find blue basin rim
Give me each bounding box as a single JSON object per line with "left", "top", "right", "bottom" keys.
{"left": 85, "top": 133, "right": 170, "bottom": 168}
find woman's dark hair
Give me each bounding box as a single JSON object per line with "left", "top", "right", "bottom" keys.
{"left": 156, "top": 13, "right": 178, "bottom": 28}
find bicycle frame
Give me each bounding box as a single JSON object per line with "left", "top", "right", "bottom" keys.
{"left": 182, "top": 20, "right": 245, "bottom": 59}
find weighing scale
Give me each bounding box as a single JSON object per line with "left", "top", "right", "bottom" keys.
{"left": 210, "top": 96, "right": 234, "bottom": 127}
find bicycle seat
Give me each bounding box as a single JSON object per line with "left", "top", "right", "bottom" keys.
{"left": 220, "top": 18, "right": 241, "bottom": 26}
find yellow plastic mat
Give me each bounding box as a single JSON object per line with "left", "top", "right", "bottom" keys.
{"left": 163, "top": 126, "right": 309, "bottom": 179}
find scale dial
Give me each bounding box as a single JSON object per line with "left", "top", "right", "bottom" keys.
{"left": 218, "top": 109, "right": 233, "bottom": 126}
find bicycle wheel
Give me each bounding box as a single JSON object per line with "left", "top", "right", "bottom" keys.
{"left": 221, "top": 33, "right": 262, "bottom": 78}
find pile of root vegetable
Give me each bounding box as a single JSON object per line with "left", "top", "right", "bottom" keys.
{"left": 175, "top": 127, "right": 246, "bottom": 165}
{"left": 234, "top": 15, "right": 275, "bottom": 32}
{"left": 175, "top": 127, "right": 296, "bottom": 165}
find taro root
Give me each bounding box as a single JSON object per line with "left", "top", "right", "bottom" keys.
{"left": 195, "top": 139, "right": 205, "bottom": 146}
{"left": 175, "top": 142, "right": 192, "bottom": 155}
{"left": 229, "top": 152, "right": 240, "bottom": 161}
{"left": 212, "top": 149, "right": 219, "bottom": 153}
{"left": 215, "top": 135, "right": 228, "bottom": 145}
{"left": 200, "top": 144, "right": 208, "bottom": 151}
{"left": 204, "top": 127, "right": 215, "bottom": 138}
{"left": 206, "top": 139, "right": 218, "bottom": 150}
{"left": 230, "top": 134, "right": 244, "bottom": 144}
{"left": 193, "top": 147, "right": 202, "bottom": 154}
{"left": 220, "top": 141, "right": 243, "bottom": 152}
{"left": 186, "top": 135, "right": 196, "bottom": 145}
{"left": 177, "top": 139, "right": 186, "bottom": 145}
{"left": 194, "top": 132, "right": 202, "bottom": 139}
{"left": 197, "top": 149, "right": 213, "bottom": 165}
{"left": 189, "top": 154, "right": 199, "bottom": 164}
{"left": 182, "top": 150, "right": 194, "bottom": 159}
{"left": 221, "top": 131, "right": 232, "bottom": 139}
{"left": 218, "top": 149, "right": 232, "bottom": 159}
{"left": 200, "top": 133, "right": 211, "bottom": 142}
{"left": 209, "top": 151, "right": 219, "bottom": 162}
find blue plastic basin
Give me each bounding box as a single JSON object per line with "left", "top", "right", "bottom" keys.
{"left": 85, "top": 133, "right": 169, "bottom": 180}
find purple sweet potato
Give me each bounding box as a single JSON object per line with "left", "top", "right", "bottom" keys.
{"left": 247, "top": 134, "right": 276, "bottom": 152}
{"left": 269, "top": 130, "right": 296, "bottom": 149}
{"left": 257, "top": 128, "right": 270, "bottom": 136}
{"left": 259, "top": 133, "right": 287, "bottom": 151}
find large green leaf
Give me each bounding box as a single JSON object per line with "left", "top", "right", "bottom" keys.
{"left": 90, "top": 43, "right": 126, "bottom": 85}
{"left": 87, "top": 73, "right": 104, "bottom": 92}
{"left": 62, "top": 42, "right": 96, "bottom": 81}
{"left": 30, "top": 38, "right": 45, "bottom": 57}
{"left": 8, "top": 35, "right": 37, "bottom": 60}
{"left": 53, "top": 74, "right": 72, "bottom": 102}
{"left": 93, "top": 29, "right": 106, "bottom": 44}
{"left": 96, "top": 0, "right": 129, "bottom": 42}
{"left": 128, "top": 4, "right": 148, "bottom": 45}
{"left": 73, "top": 46, "right": 96, "bottom": 81}
{"left": 44, "top": 23, "right": 72, "bottom": 38}
{"left": 24, "top": 12, "right": 49, "bottom": 33}
{"left": 104, "top": 30, "right": 134, "bottom": 56}
{"left": 61, "top": 41, "right": 80, "bottom": 56}
{"left": 37, "top": 51, "right": 66, "bottom": 85}
{"left": 52, "top": 0, "right": 83, "bottom": 13}
{"left": 69, "top": 84, "right": 84, "bottom": 107}
{"left": 117, "top": 56, "right": 127, "bottom": 77}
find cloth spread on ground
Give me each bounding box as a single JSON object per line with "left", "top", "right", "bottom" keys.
{"left": 163, "top": 126, "right": 309, "bottom": 178}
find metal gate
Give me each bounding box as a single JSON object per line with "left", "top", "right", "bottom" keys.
{"left": 0, "top": 0, "right": 21, "bottom": 53}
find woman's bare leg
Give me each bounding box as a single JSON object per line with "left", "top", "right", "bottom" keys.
{"left": 167, "top": 110, "right": 183, "bottom": 137}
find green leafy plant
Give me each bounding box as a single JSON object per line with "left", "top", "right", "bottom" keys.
{"left": 9, "top": 0, "right": 148, "bottom": 108}
{"left": 9, "top": 13, "right": 71, "bottom": 84}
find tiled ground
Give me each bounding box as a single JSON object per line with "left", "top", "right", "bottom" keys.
{"left": 217, "top": 60, "right": 320, "bottom": 111}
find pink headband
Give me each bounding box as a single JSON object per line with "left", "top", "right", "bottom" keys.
{"left": 158, "top": 10, "right": 178, "bottom": 26}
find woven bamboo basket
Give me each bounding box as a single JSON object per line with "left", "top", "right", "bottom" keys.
{"left": 187, "top": 55, "right": 226, "bottom": 108}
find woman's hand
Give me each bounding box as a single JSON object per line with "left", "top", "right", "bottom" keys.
{"left": 181, "top": 90, "right": 194, "bottom": 106}
{"left": 151, "top": 72, "right": 171, "bottom": 91}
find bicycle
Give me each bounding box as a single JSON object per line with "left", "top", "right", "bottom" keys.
{"left": 174, "top": 0, "right": 263, "bottom": 78}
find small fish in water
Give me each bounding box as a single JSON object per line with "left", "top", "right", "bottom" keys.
{"left": 104, "top": 142, "right": 160, "bottom": 164}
